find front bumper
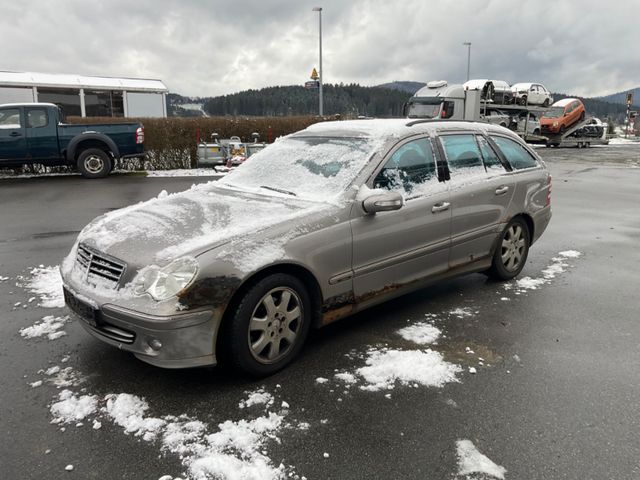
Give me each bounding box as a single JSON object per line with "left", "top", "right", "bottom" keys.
{"left": 64, "top": 286, "right": 220, "bottom": 369}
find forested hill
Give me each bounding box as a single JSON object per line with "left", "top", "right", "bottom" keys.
{"left": 174, "top": 81, "right": 634, "bottom": 120}
{"left": 202, "top": 84, "right": 412, "bottom": 117}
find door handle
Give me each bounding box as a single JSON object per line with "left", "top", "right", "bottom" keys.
{"left": 9, "top": 131, "right": 21, "bottom": 137}
{"left": 495, "top": 186, "right": 509, "bottom": 195}
{"left": 431, "top": 202, "right": 450, "bottom": 213}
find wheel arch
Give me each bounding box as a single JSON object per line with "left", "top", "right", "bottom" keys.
{"left": 217, "top": 262, "right": 324, "bottom": 351}
{"left": 66, "top": 134, "right": 119, "bottom": 162}
{"left": 491, "top": 213, "right": 535, "bottom": 256}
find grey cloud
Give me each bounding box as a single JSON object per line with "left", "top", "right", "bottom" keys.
{"left": 1, "top": 0, "right": 638, "bottom": 97}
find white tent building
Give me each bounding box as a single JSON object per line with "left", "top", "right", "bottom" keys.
{"left": 0, "top": 71, "right": 168, "bottom": 118}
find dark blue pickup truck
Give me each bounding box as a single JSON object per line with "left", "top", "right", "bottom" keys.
{"left": 0, "top": 103, "right": 145, "bottom": 178}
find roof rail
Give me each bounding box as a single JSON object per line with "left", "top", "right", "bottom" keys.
{"left": 405, "top": 119, "right": 479, "bottom": 127}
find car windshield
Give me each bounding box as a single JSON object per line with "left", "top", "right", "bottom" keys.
{"left": 220, "top": 136, "right": 380, "bottom": 202}
{"left": 544, "top": 107, "right": 564, "bottom": 119}
{"left": 406, "top": 99, "right": 442, "bottom": 119}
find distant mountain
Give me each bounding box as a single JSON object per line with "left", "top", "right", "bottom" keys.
{"left": 597, "top": 87, "right": 640, "bottom": 108}
{"left": 166, "top": 82, "right": 636, "bottom": 121}
{"left": 376, "top": 81, "right": 426, "bottom": 95}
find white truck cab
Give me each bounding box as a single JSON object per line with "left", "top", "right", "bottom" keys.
{"left": 405, "top": 80, "right": 482, "bottom": 121}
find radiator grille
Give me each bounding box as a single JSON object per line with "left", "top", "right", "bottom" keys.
{"left": 76, "top": 243, "right": 126, "bottom": 288}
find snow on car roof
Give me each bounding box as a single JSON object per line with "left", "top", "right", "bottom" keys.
{"left": 463, "top": 79, "right": 510, "bottom": 90}
{"left": 511, "top": 82, "right": 534, "bottom": 89}
{"left": 300, "top": 119, "right": 518, "bottom": 140}
{"left": 552, "top": 98, "right": 580, "bottom": 107}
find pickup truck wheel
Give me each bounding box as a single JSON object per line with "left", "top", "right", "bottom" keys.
{"left": 225, "top": 274, "right": 311, "bottom": 377}
{"left": 77, "top": 148, "right": 112, "bottom": 179}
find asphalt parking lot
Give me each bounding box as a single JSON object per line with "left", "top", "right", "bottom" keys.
{"left": 1, "top": 144, "right": 639, "bottom": 480}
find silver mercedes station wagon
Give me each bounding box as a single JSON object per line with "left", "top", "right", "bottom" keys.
{"left": 61, "top": 119, "right": 552, "bottom": 376}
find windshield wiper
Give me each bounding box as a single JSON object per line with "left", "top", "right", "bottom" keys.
{"left": 260, "top": 185, "right": 297, "bottom": 196}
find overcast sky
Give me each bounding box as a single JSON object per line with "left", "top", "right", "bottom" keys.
{"left": 1, "top": 0, "right": 638, "bottom": 98}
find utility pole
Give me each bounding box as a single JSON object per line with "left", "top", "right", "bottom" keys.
{"left": 463, "top": 42, "right": 471, "bottom": 81}
{"left": 625, "top": 92, "right": 633, "bottom": 138}
{"left": 313, "top": 7, "right": 323, "bottom": 116}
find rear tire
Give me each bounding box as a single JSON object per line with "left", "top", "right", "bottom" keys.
{"left": 543, "top": 98, "right": 550, "bottom": 107}
{"left": 77, "top": 148, "right": 112, "bottom": 179}
{"left": 224, "top": 274, "right": 311, "bottom": 377}
{"left": 486, "top": 217, "right": 530, "bottom": 281}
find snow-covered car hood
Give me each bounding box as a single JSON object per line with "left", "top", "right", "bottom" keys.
{"left": 71, "top": 182, "right": 333, "bottom": 268}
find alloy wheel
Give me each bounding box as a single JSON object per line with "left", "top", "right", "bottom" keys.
{"left": 248, "top": 287, "right": 303, "bottom": 364}
{"left": 501, "top": 224, "right": 526, "bottom": 272}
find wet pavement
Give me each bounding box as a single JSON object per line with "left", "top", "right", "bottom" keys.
{"left": 1, "top": 145, "right": 639, "bottom": 479}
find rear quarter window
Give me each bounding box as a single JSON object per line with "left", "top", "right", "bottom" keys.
{"left": 491, "top": 136, "right": 539, "bottom": 170}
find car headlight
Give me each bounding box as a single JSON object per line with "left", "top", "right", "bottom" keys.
{"left": 133, "top": 257, "right": 199, "bottom": 301}
{"left": 553, "top": 122, "right": 559, "bottom": 127}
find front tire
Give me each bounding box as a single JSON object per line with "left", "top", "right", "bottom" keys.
{"left": 77, "top": 148, "right": 112, "bottom": 178}
{"left": 486, "top": 217, "right": 530, "bottom": 281}
{"left": 225, "top": 274, "right": 311, "bottom": 377}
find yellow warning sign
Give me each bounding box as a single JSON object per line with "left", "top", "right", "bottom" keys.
{"left": 310, "top": 68, "right": 319, "bottom": 80}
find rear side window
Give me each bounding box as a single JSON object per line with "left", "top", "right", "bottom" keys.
{"left": 491, "top": 136, "right": 539, "bottom": 170}
{"left": 27, "top": 109, "right": 48, "bottom": 128}
{"left": 374, "top": 138, "right": 437, "bottom": 196}
{"left": 439, "top": 134, "right": 486, "bottom": 177}
{"left": 477, "top": 135, "right": 505, "bottom": 173}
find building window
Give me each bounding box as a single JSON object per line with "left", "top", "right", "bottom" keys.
{"left": 37, "top": 88, "right": 82, "bottom": 117}
{"left": 84, "top": 90, "right": 124, "bottom": 117}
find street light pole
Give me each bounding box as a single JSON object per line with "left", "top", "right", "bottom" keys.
{"left": 463, "top": 42, "right": 471, "bottom": 81}
{"left": 313, "top": 7, "right": 323, "bottom": 116}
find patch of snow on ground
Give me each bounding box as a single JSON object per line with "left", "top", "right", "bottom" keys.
{"left": 559, "top": 250, "right": 582, "bottom": 259}
{"left": 334, "top": 372, "right": 357, "bottom": 384}
{"left": 506, "top": 251, "right": 582, "bottom": 293}
{"left": 449, "top": 307, "right": 474, "bottom": 318}
{"left": 104, "top": 393, "right": 167, "bottom": 441}
{"left": 397, "top": 322, "right": 441, "bottom": 345}
{"left": 19, "top": 266, "right": 64, "bottom": 308}
{"left": 19, "top": 315, "right": 69, "bottom": 340}
{"left": 50, "top": 390, "right": 99, "bottom": 424}
{"left": 315, "top": 377, "right": 329, "bottom": 384}
{"left": 239, "top": 389, "right": 275, "bottom": 409}
{"left": 456, "top": 439, "right": 506, "bottom": 479}
{"left": 49, "top": 388, "right": 294, "bottom": 480}
{"left": 354, "top": 348, "right": 461, "bottom": 392}
{"left": 43, "top": 366, "right": 85, "bottom": 388}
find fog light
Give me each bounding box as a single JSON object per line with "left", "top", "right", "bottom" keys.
{"left": 149, "top": 339, "right": 163, "bottom": 351}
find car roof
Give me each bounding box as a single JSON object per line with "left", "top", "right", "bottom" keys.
{"left": 511, "top": 82, "right": 545, "bottom": 89}
{"left": 296, "top": 118, "right": 522, "bottom": 141}
{"left": 0, "top": 102, "right": 58, "bottom": 108}
{"left": 464, "top": 79, "right": 511, "bottom": 89}
{"left": 552, "top": 98, "right": 581, "bottom": 107}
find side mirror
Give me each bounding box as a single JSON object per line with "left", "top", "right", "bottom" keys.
{"left": 362, "top": 191, "right": 404, "bottom": 214}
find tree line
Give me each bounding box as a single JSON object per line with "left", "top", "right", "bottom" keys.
{"left": 201, "top": 84, "right": 412, "bottom": 117}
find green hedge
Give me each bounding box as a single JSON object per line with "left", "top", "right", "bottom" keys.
{"left": 67, "top": 115, "right": 329, "bottom": 169}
